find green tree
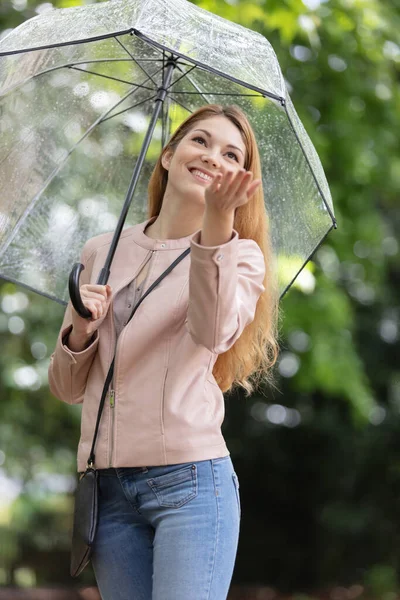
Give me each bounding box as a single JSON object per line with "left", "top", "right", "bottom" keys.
{"left": 0, "top": 0, "right": 399, "bottom": 594}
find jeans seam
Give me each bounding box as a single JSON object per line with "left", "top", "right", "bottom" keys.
{"left": 205, "top": 460, "right": 220, "bottom": 600}
{"left": 211, "top": 455, "right": 229, "bottom": 464}
{"left": 115, "top": 468, "right": 142, "bottom": 515}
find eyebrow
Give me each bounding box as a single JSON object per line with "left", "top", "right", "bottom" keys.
{"left": 191, "top": 128, "right": 245, "bottom": 156}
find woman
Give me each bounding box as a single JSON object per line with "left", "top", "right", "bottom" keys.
{"left": 49, "top": 104, "right": 280, "bottom": 600}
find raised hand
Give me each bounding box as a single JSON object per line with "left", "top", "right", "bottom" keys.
{"left": 204, "top": 168, "right": 261, "bottom": 214}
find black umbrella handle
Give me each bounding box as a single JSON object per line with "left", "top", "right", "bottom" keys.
{"left": 69, "top": 263, "right": 111, "bottom": 319}
{"left": 68, "top": 263, "right": 93, "bottom": 319}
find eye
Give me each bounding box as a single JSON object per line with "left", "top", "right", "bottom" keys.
{"left": 192, "top": 135, "right": 206, "bottom": 145}
{"left": 192, "top": 136, "right": 239, "bottom": 162}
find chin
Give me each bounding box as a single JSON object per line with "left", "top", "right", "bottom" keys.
{"left": 186, "top": 185, "right": 206, "bottom": 202}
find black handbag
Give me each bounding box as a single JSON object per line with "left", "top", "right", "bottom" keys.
{"left": 70, "top": 247, "right": 190, "bottom": 577}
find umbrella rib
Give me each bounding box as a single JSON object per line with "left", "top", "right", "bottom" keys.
{"left": 99, "top": 93, "right": 157, "bottom": 123}
{"left": 68, "top": 65, "right": 154, "bottom": 90}
{"left": 0, "top": 58, "right": 155, "bottom": 97}
{"left": 161, "top": 50, "right": 166, "bottom": 148}
{"left": 171, "top": 91, "right": 265, "bottom": 97}
{"left": 279, "top": 223, "right": 336, "bottom": 300}
{"left": 133, "top": 29, "right": 285, "bottom": 104}
{"left": 161, "top": 96, "right": 165, "bottom": 148}
{"left": 166, "top": 64, "right": 197, "bottom": 90}
{"left": 75, "top": 58, "right": 163, "bottom": 63}
{"left": 0, "top": 274, "right": 68, "bottom": 306}
{"left": 174, "top": 65, "right": 213, "bottom": 105}
{"left": 97, "top": 61, "right": 165, "bottom": 123}
{"left": 0, "top": 70, "right": 162, "bottom": 260}
{"left": 114, "top": 36, "right": 157, "bottom": 86}
{"left": 0, "top": 29, "right": 135, "bottom": 57}
{"left": 283, "top": 103, "right": 337, "bottom": 227}
{"left": 167, "top": 94, "right": 192, "bottom": 114}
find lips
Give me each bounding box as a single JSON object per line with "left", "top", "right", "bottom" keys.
{"left": 188, "top": 167, "right": 214, "bottom": 183}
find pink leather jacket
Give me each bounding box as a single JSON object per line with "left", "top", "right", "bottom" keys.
{"left": 48, "top": 216, "right": 265, "bottom": 472}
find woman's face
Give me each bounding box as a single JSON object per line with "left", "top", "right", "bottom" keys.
{"left": 162, "top": 115, "right": 247, "bottom": 204}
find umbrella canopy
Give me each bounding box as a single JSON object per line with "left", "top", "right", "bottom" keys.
{"left": 0, "top": 0, "right": 336, "bottom": 305}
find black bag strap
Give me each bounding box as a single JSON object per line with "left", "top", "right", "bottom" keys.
{"left": 86, "top": 247, "right": 191, "bottom": 469}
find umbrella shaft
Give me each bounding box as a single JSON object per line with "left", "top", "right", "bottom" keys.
{"left": 97, "top": 56, "right": 178, "bottom": 285}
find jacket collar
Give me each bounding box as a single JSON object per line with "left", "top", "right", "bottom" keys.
{"left": 129, "top": 216, "right": 201, "bottom": 251}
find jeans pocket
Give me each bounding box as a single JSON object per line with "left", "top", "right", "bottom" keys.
{"left": 146, "top": 464, "right": 198, "bottom": 508}
{"left": 232, "top": 472, "right": 241, "bottom": 519}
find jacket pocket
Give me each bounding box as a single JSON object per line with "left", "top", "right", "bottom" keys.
{"left": 146, "top": 464, "right": 198, "bottom": 508}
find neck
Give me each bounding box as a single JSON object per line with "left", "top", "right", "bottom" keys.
{"left": 145, "top": 194, "right": 205, "bottom": 241}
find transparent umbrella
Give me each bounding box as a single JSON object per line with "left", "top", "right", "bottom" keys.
{"left": 0, "top": 0, "right": 336, "bottom": 312}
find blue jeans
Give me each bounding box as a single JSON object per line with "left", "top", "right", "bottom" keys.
{"left": 91, "top": 455, "right": 241, "bottom": 600}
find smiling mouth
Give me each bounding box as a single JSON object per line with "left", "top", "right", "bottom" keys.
{"left": 189, "top": 168, "right": 214, "bottom": 184}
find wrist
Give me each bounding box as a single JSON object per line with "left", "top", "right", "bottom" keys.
{"left": 65, "top": 327, "right": 95, "bottom": 352}
{"left": 204, "top": 204, "right": 235, "bottom": 220}
{"left": 200, "top": 207, "right": 235, "bottom": 246}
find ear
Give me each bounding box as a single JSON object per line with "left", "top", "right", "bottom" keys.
{"left": 161, "top": 148, "right": 173, "bottom": 171}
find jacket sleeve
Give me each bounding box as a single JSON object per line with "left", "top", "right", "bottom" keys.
{"left": 186, "top": 229, "right": 266, "bottom": 354}
{"left": 48, "top": 240, "right": 100, "bottom": 405}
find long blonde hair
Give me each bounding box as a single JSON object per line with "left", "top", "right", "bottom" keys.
{"left": 148, "top": 104, "right": 281, "bottom": 396}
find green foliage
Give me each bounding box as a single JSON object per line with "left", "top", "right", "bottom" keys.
{"left": 0, "top": 0, "right": 399, "bottom": 593}
{"left": 365, "top": 564, "right": 399, "bottom": 598}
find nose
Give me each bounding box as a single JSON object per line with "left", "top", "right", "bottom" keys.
{"left": 201, "top": 153, "right": 220, "bottom": 169}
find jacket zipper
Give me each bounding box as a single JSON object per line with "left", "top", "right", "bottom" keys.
{"left": 107, "top": 249, "right": 155, "bottom": 468}
{"left": 108, "top": 389, "right": 115, "bottom": 467}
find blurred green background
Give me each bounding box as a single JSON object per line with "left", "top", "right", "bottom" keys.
{"left": 0, "top": 0, "right": 399, "bottom": 597}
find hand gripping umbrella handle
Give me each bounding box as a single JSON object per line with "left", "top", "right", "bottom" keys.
{"left": 68, "top": 263, "right": 92, "bottom": 319}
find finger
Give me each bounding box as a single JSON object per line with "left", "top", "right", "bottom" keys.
{"left": 228, "top": 169, "right": 251, "bottom": 198}
{"left": 84, "top": 284, "right": 109, "bottom": 299}
{"left": 205, "top": 174, "right": 223, "bottom": 202}
{"left": 85, "top": 302, "right": 98, "bottom": 321}
{"left": 84, "top": 284, "right": 107, "bottom": 292}
{"left": 93, "top": 302, "right": 102, "bottom": 320}
{"left": 86, "top": 300, "right": 103, "bottom": 320}
{"left": 82, "top": 292, "right": 107, "bottom": 307}
{"left": 209, "top": 172, "right": 222, "bottom": 192}
{"left": 218, "top": 170, "right": 235, "bottom": 195}
{"left": 82, "top": 291, "right": 108, "bottom": 303}
{"left": 246, "top": 179, "right": 262, "bottom": 198}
